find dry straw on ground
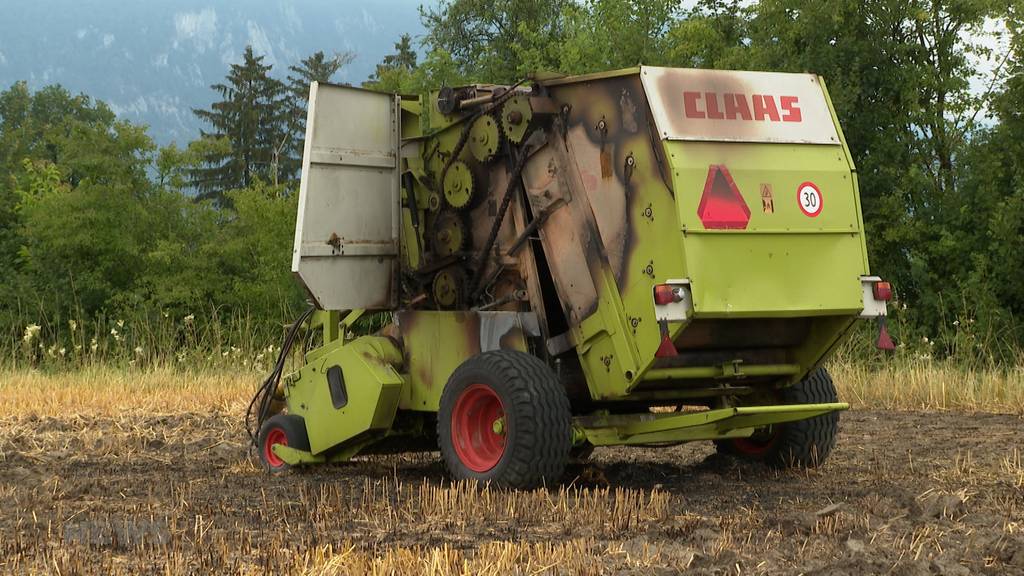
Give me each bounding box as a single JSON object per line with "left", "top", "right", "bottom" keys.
{"left": 3, "top": 357, "right": 1021, "bottom": 417}
{"left": 2, "top": 363, "right": 1023, "bottom": 574}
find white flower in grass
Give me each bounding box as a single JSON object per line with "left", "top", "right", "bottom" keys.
{"left": 74, "top": 345, "right": 82, "bottom": 353}
{"left": 134, "top": 346, "right": 144, "bottom": 356}
{"left": 68, "top": 320, "right": 77, "bottom": 331}
{"left": 90, "top": 337, "right": 98, "bottom": 353}
{"left": 116, "top": 319, "right": 124, "bottom": 328}
{"left": 47, "top": 344, "right": 57, "bottom": 358}
{"left": 58, "top": 347, "right": 66, "bottom": 357}
{"left": 953, "top": 320, "right": 960, "bottom": 327}
{"left": 184, "top": 314, "right": 195, "bottom": 324}
{"left": 23, "top": 324, "right": 41, "bottom": 343}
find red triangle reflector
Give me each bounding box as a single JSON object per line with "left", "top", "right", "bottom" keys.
{"left": 655, "top": 334, "right": 678, "bottom": 358}
{"left": 655, "top": 319, "right": 678, "bottom": 358}
{"left": 876, "top": 318, "right": 895, "bottom": 351}
{"left": 697, "top": 165, "right": 750, "bottom": 229}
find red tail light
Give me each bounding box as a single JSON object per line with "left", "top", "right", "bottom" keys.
{"left": 873, "top": 281, "right": 892, "bottom": 302}
{"left": 654, "top": 284, "right": 682, "bottom": 305}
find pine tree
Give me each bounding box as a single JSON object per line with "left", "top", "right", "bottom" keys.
{"left": 364, "top": 34, "right": 420, "bottom": 93}
{"left": 371, "top": 34, "right": 417, "bottom": 80}
{"left": 283, "top": 51, "right": 353, "bottom": 181}
{"left": 192, "top": 46, "right": 289, "bottom": 204}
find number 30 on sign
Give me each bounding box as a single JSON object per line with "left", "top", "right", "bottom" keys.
{"left": 797, "top": 182, "right": 823, "bottom": 217}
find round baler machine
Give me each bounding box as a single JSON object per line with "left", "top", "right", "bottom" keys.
{"left": 248, "top": 67, "right": 893, "bottom": 488}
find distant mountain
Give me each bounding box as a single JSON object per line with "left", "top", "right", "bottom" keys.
{"left": 0, "top": 0, "right": 425, "bottom": 145}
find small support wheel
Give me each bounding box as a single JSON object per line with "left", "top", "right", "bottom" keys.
{"left": 716, "top": 367, "right": 840, "bottom": 469}
{"left": 257, "top": 414, "right": 310, "bottom": 473}
{"left": 438, "top": 350, "right": 571, "bottom": 488}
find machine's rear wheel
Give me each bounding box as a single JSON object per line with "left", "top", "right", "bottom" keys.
{"left": 258, "top": 414, "right": 310, "bottom": 473}
{"left": 717, "top": 367, "right": 839, "bottom": 468}
{"left": 438, "top": 350, "right": 571, "bottom": 488}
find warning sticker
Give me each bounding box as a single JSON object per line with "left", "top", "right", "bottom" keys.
{"left": 797, "top": 182, "right": 823, "bottom": 217}
{"left": 760, "top": 183, "right": 774, "bottom": 214}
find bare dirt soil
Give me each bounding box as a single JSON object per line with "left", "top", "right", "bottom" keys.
{"left": 2, "top": 410, "right": 1022, "bottom": 574}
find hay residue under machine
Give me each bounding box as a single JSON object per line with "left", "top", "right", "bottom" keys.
{"left": 249, "top": 67, "right": 893, "bottom": 487}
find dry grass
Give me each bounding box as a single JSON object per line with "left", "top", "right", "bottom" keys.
{"left": 299, "top": 539, "right": 674, "bottom": 575}
{"left": 3, "top": 358, "right": 1021, "bottom": 419}
{"left": 0, "top": 367, "right": 252, "bottom": 416}
{"left": 831, "top": 357, "right": 1024, "bottom": 414}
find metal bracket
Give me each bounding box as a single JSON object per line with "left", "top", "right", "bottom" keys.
{"left": 300, "top": 240, "right": 399, "bottom": 258}
{"left": 719, "top": 359, "right": 745, "bottom": 379}
{"left": 272, "top": 444, "right": 325, "bottom": 466}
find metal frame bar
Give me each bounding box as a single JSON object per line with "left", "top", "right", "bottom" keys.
{"left": 576, "top": 402, "right": 848, "bottom": 446}
{"left": 641, "top": 363, "right": 802, "bottom": 381}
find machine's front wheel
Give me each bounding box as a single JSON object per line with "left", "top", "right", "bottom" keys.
{"left": 257, "top": 414, "right": 310, "bottom": 473}
{"left": 717, "top": 367, "right": 840, "bottom": 468}
{"left": 438, "top": 350, "right": 571, "bottom": 488}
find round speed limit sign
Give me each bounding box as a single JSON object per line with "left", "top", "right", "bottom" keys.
{"left": 797, "top": 182, "right": 823, "bottom": 217}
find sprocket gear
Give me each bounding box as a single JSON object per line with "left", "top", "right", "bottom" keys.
{"left": 442, "top": 160, "right": 476, "bottom": 210}
{"left": 468, "top": 114, "right": 502, "bottom": 163}
{"left": 431, "top": 211, "right": 468, "bottom": 258}
{"left": 500, "top": 95, "right": 534, "bottom": 144}
{"left": 432, "top": 267, "right": 466, "bottom": 309}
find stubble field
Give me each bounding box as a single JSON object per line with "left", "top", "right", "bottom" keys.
{"left": 1, "top": 368, "right": 1022, "bottom": 575}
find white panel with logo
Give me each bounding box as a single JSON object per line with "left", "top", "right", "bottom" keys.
{"left": 640, "top": 66, "right": 841, "bottom": 145}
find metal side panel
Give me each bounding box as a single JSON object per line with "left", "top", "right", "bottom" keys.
{"left": 292, "top": 82, "right": 401, "bottom": 310}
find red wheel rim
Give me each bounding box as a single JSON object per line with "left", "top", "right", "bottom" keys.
{"left": 732, "top": 426, "right": 781, "bottom": 456}
{"left": 451, "top": 383, "right": 506, "bottom": 472}
{"left": 263, "top": 427, "right": 288, "bottom": 468}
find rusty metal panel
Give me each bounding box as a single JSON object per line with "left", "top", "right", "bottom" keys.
{"left": 292, "top": 82, "right": 401, "bottom": 310}
{"left": 521, "top": 143, "right": 600, "bottom": 324}
{"left": 395, "top": 311, "right": 540, "bottom": 411}
{"left": 640, "top": 66, "right": 841, "bottom": 145}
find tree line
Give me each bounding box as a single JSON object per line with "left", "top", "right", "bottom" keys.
{"left": 1, "top": 0, "right": 1022, "bottom": 363}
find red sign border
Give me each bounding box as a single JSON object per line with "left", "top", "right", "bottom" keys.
{"left": 797, "top": 181, "right": 823, "bottom": 217}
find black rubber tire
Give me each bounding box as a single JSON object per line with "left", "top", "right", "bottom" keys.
{"left": 257, "top": 414, "right": 310, "bottom": 473}
{"left": 716, "top": 367, "right": 840, "bottom": 469}
{"left": 438, "top": 350, "right": 572, "bottom": 488}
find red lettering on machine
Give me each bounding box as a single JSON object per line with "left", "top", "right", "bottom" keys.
{"left": 682, "top": 92, "right": 802, "bottom": 123}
